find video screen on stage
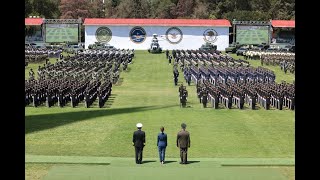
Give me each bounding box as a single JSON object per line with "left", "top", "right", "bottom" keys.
{"left": 45, "top": 24, "right": 78, "bottom": 43}
{"left": 236, "top": 25, "right": 269, "bottom": 45}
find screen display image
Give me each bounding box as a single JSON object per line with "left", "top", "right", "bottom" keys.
{"left": 45, "top": 24, "right": 78, "bottom": 43}
{"left": 236, "top": 25, "right": 269, "bottom": 45}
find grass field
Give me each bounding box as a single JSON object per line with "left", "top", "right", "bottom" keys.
{"left": 25, "top": 51, "right": 295, "bottom": 180}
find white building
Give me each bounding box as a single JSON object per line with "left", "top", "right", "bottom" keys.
{"left": 83, "top": 18, "right": 231, "bottom": 51}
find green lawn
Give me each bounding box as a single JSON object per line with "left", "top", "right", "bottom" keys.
{"left": 26, "top": 163, "right": 294, "bottom": 180}
{"left": 25, "top": 51, "right": 295, "bottom": 179}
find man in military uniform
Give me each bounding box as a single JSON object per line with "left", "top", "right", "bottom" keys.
{"left": 166, "top": 49, "right": 169, "bottom": 59}
{"left": 176, "top": 123, "right": 190, "bottom": 164}
{"left": 180, "top": 87, "right": 188, "bottom": 108}
{"left": 178, "top": 83, "right": 184, "bottom": 96}
{"left": 133, "top": 123, "right": 146, "bottom": 164}
{"left": 197, "top": 82, "right": 203, "bottom": 103}
{"left": 29, "top": 69, "right": 35, "bottom": 80}
{"left": 70, "top": 90, "right": 76, "bottom": 108}
{"left": 201, "top": 87, "right": 208, "bottom": 108}
{"left": 84, "top": 92, "right": 90, "bottom": 108}
{"left": 186, "top": 70, "right": 191, "bottom": 86}
{"left": 173, "top": 67, "right": 179, "bottom": 85}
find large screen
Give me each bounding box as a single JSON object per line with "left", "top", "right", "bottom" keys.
{"left": 45, "top": 24, "right": 78, "bottom": 43}
{"left": 236, "top": 25, "right": 269, "bottom": 45}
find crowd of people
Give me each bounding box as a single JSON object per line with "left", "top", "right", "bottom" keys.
{"left": 25, "top": 47, "right": 63, "bottom": 66}
{"left": 170, "top": 49, "right": 250, "bottom": 69}
{"left": 244, "top": 50, "right": 295, "bottom": 74}
{"left": 167, "top": 49, "right": 294, "bottom": 110}
{"left": 196, "top": 79, "right": 295, "bottom": 110}
{"left": 260, "top": 51, "right": 295, "bottom": 74}
{"left": 25, "top": 48, "right": 134, "bottom": 108}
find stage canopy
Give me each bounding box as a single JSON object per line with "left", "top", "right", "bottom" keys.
{"left": 83, "top": 18, "right": 231, "bottom": 27}
{"left": 25, "top": 18, "right": 44, "bottom": 26}
{"left": 271, "top": 20, "right": 295, "bottom": 28}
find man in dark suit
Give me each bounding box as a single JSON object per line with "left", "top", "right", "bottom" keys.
{"left": 176, "top": 123, "right": 190, "bottom": 164}
{"left": 133, "top": 123, "right": 146, "bottom": 164}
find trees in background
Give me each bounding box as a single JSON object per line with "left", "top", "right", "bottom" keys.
{"left": 175, "top": 0, "right": 195, "bottom": 18}
{"left": 114, "top": 0, "right": 150, "bottom": 18}
{"left": 104, "top": 0, "right": 120, "bottom": 18}
{"left": 25, "top": 0, "right": 295, "bottom": 21}
{"left": 26, "top": 0, "right": 60, "bottom": 18}
{"left": 59, "top": 0, "right": 93, "bottom": 19}
{"left": 90, "top": 0, "right": 106, "bottom": 18}
{"left": 223, "top": 10, "right": 271, "bottom": 21}
{"left": 192, "top": 0, "right": 210, "bottom": 19}
{"left": 25, "top": 0, "right": 33, "bottom": 17}
{"left": 150, "top": 0, "right": 176, "bottom": 19}
{"left": 269, "top": 0, "right": 295, "bottom": 20}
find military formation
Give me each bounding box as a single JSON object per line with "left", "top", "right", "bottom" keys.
{"left": 173, "top": 49, "right": 250, "bottom": 70}
{"left": 166, "top": 49, "right": 295, "bottom": 110}
{"left": 244, "top": 50, "right": 295, "bottom": 74}
{"left": 25, "top": 47, "right": 63, "bottom": 66}
{"left": 25, "top": 48, "right": 135, "bottom": 108}
{"left": 195, "top": 79, "right": 294, "bottom": 110}
{"left": 260, "top": 51, "right": 295, "bottom": 74}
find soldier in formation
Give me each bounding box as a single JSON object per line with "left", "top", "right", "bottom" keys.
{"left": 25, "top": 48, "right": 134, "bottom": 108}
{"left": 167, "top": 49, "right": 294, "bottom": 110}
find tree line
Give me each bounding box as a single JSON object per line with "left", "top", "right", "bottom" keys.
{"left": 25, "top": 0, "right": 295, "bottom": 21}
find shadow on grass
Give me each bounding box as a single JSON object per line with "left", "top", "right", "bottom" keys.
{"left": 26, "top": 162, "right": 111, "bottom": 165}
{"left": 141, "top": 160, "right": 156, "bottom": 164}
{"left": 26, "top": 105, "right": 175, "bottom": 134}
{"left": 186, "top": 161, "right": 200, "bottom": 164}
{"left": 163, "top": 161, "right": 176, "bottom": 164}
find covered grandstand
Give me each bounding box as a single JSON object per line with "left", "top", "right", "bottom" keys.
{"left": 271, "top": 20, "right": 295, "bottom": 45}
{"left": 25, "top": 17, "right": 44, "bottom": 43}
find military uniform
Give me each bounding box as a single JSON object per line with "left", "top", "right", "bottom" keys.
{"left": 177, "top": 124, "right": 190, "bottom": 164}
{"left": 133, "top": 123, "right": 145, "bottom": 164}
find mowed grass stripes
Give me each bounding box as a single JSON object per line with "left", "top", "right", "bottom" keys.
{"left": 43, "top": 165, "right": 287, "bottom": 180}
{"left": 26, "top": 155, "right": 294, "bottom": 166}
{"left": 26, "top": 51, "right": 294, "bottom": 159}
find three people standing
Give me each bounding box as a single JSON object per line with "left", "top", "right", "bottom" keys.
{"left": 133, "top": 123, "right": 190, "bottom": 165}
